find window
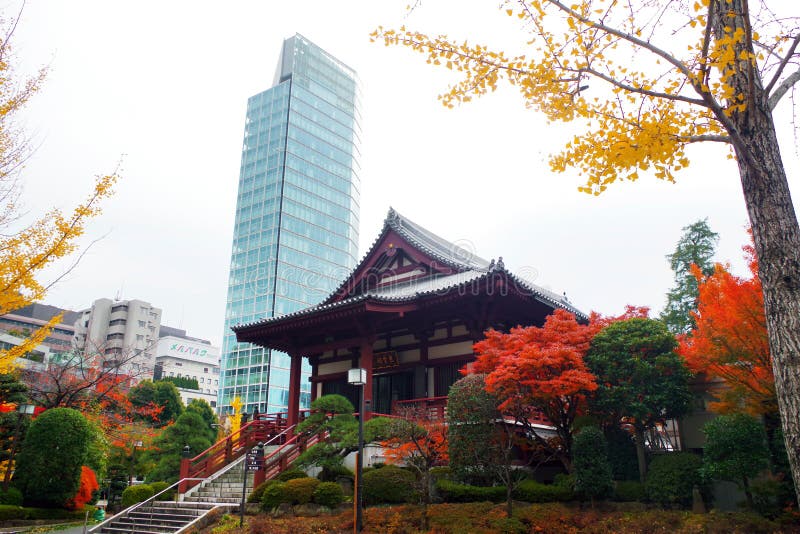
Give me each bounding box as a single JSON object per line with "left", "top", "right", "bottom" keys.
{"left": 204, "top": 368, "right": 209, "bottom": 373}
{"left": 214, "top": 380, "right": 218, "bottom": 385}
{"left": 138, "top": 320, "right": 146, "bottom": 328}
{"left": 136, "top": 334, "right": 144, "bottom": 342}
{"left": 175, "top": 362, "right": 182, "bottom": 367}
{"left": 106, "top": 333, "right": 124, "bottom": 341}
{"left": 200, "top": 377, "right": 205, "bottom": 383}
{"left": 169, "top": 372, "right": 174, "bottom": 377}
{"left": 109, "top": 319, "right": 126, "bottom": 326}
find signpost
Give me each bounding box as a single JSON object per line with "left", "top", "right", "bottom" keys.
{"left": 240, "top": 443, "right": 264, "bottom": 527}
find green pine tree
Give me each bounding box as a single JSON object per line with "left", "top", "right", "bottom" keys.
{"left": 660, "top": 219, "right": 719, "bottom": 335}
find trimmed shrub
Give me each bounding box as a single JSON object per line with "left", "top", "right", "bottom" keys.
{"left": 362, "top": 465, "right": 417, "bottom": 505}
{"left": 121, "top": 484, "right": 154, "bottom": 508}
{"left": 261, "top": 481, "right": 287, "bottom": 510}
{"left": 645, "top": 452, "right": 703, "bottom": 508}
{"left": 436, "top": 479, "right": 505, "bottom": 503}
{"left": 312, "top": 481, "right": 344, "bottom": 507}
{"left": 0, "top": 487, "right": 22, "bottom": 506}
{"left": 149, "top": 481, "right": 170, "bottom": 497}
{"left": 0, "top": 505, "right": 25, "bottom": 521}
{"left": 14, "top": 408, "right": 94, "bottom": 507}
{"left": 317, "top": 464, "right": 353, "bottom": 482}
{"left": 283, "top": 477, "right": 320, "bottom": 505}
{"left": 573, "top": 426, "right": 613, "bottom": 503}
{"left": 614, "top": 480, "right": 646, "bottom": 502}
{"left": 248, "top": 479, "right": 274, "bottom": 504}
{"left": 513, "top": 480, "right": 573, "bottom": 503}
{"left": 429, "top": 466, "right": 453, "bottom": 481}
{"left": 277, "top": 467, "right": 308, "bottom": 482}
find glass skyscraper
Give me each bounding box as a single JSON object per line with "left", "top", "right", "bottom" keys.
{"left": 219, "top": 34, "right": 361, "bottom": 414}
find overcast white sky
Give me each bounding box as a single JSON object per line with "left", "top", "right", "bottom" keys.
{"left": 8, "top": 1, "right": 799, "bottom": 345}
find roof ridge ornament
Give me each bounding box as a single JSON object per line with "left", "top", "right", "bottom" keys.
{"left": 386, "top": 207, "right": 400, "bottom": 225}
{"left": 496, "top": 256, "right": 505, "bottom": 271}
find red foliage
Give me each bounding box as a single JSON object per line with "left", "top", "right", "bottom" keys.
{"left": 678, "top": 244, "right": 774, "bottom": 415}
{"left": 66, "top": 465, "right": 99, "bottom": 510}
{"left": 470, "top": 309, "right": 599, "bottom": 469}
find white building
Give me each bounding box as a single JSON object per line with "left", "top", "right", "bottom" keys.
{"left": 72, "top": 298, "right": 162, "bottom": 378}
{"left": 154, "top": 335, "right": 220, "bottom": 408}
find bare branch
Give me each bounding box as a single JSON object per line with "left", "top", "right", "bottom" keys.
{"left": 580, "top": 66, "right": 708, "bottom": 106}
{"left": 764, "top": 33, "right": 800, "bottom": 98}
{"left": 768, "top": 67, "right": 800, "bottom": 110}
{"left": 681, "top": 134, "right": 731, "bottom": 143}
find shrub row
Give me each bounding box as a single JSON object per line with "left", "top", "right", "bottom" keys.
{"left": 0, "top": 504, "right": 95, "bottom": 521}
{"left": 259, "top": 477, "right": 345, "bottom": 510}
{"left": 0, "top": 487, "right": 23, "bottom": 506}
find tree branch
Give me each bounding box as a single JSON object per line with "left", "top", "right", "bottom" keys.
{"left": 580, "top": 66, "right": 708, "bottom": 106}
{"left": 764, "top": 33, "right": 800, "bottom": 98}
{"left": 680, "top": 134, "right": 731, "bottom": 143}
{"left": 768, "top": 66, "right": 800, "bottom": 110}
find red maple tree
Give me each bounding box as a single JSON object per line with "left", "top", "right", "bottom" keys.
{"left": 470, "top": 308, "right": 599, "bottom": 471}
{"left": 678, "top": 244, "right": 775, "bottom": 415}
{"left": 65, "top": 465, "right": 99, "bottom": 510}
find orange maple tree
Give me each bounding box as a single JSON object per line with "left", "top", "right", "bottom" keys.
{"left": 65, "top": 465, "right": 99, "bottom": 510}
{"left": 470, "top": 308, "right": 599, "bottom": 471}
{"left": 678, "top": 244, "right": 775, "bottom": 416}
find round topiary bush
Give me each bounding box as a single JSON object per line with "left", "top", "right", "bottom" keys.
{"left": 645, "top": 452, "right": 703, "bottom": 508}
{"left": 277, "top": 468, "right": 308, "bottom": 482}
{"left": 312, "top": 481, "right": 344, "bottom": 507}
{"left": 283, "top": 477, "right": 320, "bottom": 504}
{"left": 121, "top": 484, "right": 154, "bottom": 508}
{"left": 362, "top": 465, "right": 417, "bottom": 505}
{"left": 261, "top": 481, "right": 287, "bottom": 510}
{"left": 13, "top": 408, "right": 94, "bottom": 508}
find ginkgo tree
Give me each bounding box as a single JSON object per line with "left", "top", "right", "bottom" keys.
{"left": 374, "top": 0, "right": 800, "bottom": 504}
{"left": 0, "top": 14, "right": 116, "bottom": 373}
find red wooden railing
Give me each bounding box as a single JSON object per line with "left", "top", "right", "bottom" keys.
{"left": 391, "top": 396, "right": 449, "bottom": 420}
{"left": 392, "top": 396, "right": 552, "bottom": 427}
{"left": 178, "top": 410, "right": 307, "bottom": 493}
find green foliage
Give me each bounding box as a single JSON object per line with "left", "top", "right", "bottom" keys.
{"left": 436, "top": 479, "right": 506, "bottom": 502}
{"left": 604, "top": 426, "right": 639, "bottom": 481}
{"left": 248, "top": 479, "right": 278, "bottom": 504}
{"left": 185, "top": 399, "right": 218, "bottom": 443}
{"left": 446, "top": 374, "right": 504, "bottom": 485}
{"left": 572, "top": 426, "right": 613, "bottom": 502}
{"left": 317, "top": 464, "right": 353, "bottom": 482}
{"left": 283, "top": 477, "right": 320, "bottom": 505}
{"left": 0, "top": 487, "right": 22, "bottom": 505}
{"left": 128, "top": 380, "right": 184, "bottom": 427}
{"left": 13, "top": 407, "right": 93, "bottom": 508}
{"left": 513, "top": 480, "right": 574, "bottom": 503}
{"left": 613, "top": 481, "right": 646, "bottom": 502}
{"left": 158, "top": 376, "right": 199, "bottom": 390}
{"left": 121, "top": 484, "right": 153, "bottom": 508}
{"left": 0, "top": 504, "right": 96, "bottom": 521}
{"left": 362, "top": 465, "right": 417, "bottom": 505}
{"left": 645, "top": 452, "right": 703, "bottom": 508}
{"left": 276, "top": 468, "right": 308, "bottom": 482}
{"left": 587, "top": 318, "right": 693, "bottom": 429}
{"left": 149, "top": 481, "right": 170, "bottom": 497}
{"left": 702, "top": 414, "right": 769, "bottom": 487}
{"left": 660, "top": 219, "right": 719, "bottom": 335}
{"left": 312, "top": 481, "right": 344, "bottom": 507}
{"left": 261, "top": 481, "right": 287, "bottom": 510}
{"left": 84, "top": 417, "right": 109, "bottom": 483}
{"left": 0, "top": 373, "right": 28, "bottom": 404}
{"left": 145, "top": 411, "right": 214, "bottom": 483}
{"left": 295, "top": 395, "right": 394, "bottom": 473}
{"left": 0, "top": 373, "right": 29, "bottom": 469}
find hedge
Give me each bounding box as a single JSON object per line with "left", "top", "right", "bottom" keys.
{"left": 514, "top": 480, "right": 574, "bottom": 503}
{"left": 613, "top": 480, "right": 646, "bottom": 502}
{"left": 0, "top": 487, "right": 23, "bottom": 506}
{"left": 312, "top": 481, "right": 345, "bottom": 507}
{"left": 0, "top": 505, "right": 96, "bottom": 521}
{"left": 121, "top": 484, "right": 154, "bottom": 508}
{"left": 277, "top": 468, "right": 309, "bottom": 482}
{"left": 363, "top": 466, "right": 417, "bottom": 505}
{"left": 261, "top": 481, "right": 287, "bottom": 510}
{"left": 436, "top": 479, "right": 506, "bottom": 503}
{"left": 645, "top": 452, "right": 703, "bottom": 508}
{"left": 283, "top": 477, "right": 320, "bottom": 505}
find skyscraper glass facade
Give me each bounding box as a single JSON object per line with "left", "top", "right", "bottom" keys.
{"left": 219, "top": 34, "right": 361, "bottom": 414}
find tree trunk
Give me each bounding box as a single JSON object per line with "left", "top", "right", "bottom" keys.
{"left": 711, "top": 0, "right": 800, "bottom": 509}
{"left": 634, "top": 426, "right": 647, "bottom": 484}
{"left": 742, "top": 475, "right": 754, "bottom": 511}
{"left": 506, "top": 483, "right": 513, "bottom": 518}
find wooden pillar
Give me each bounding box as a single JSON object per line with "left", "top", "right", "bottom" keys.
{"left": 360, "top": 338, "right": 373, "bottom": 420}
{"left": 287, "top": 354, "right": 302, "bottom": 429}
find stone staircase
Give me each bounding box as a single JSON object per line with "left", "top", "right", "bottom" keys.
{"left": 182, "top": 454, "right": 257, "bottom": 506}
{"left": 90, "top": 500, "right": 222, "bottom": 534}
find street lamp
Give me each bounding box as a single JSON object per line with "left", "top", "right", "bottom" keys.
{"left": 128, "top": 440, "right": 143, "bottom": 486}
{"left": 2, "top": 403, "right": 35, "bottom": 490}
{"left": 347, "top": 368, "right": 366, "bottom": 534}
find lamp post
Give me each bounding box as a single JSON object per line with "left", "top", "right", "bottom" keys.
{"left": 128, "top": 440, "right": 143, "bottom": 486}
{"left": 347, "top": 368, "right": 366, "bottom": 534}
{"left": 2, "top": 403, "right": 34, "bottom": 490}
